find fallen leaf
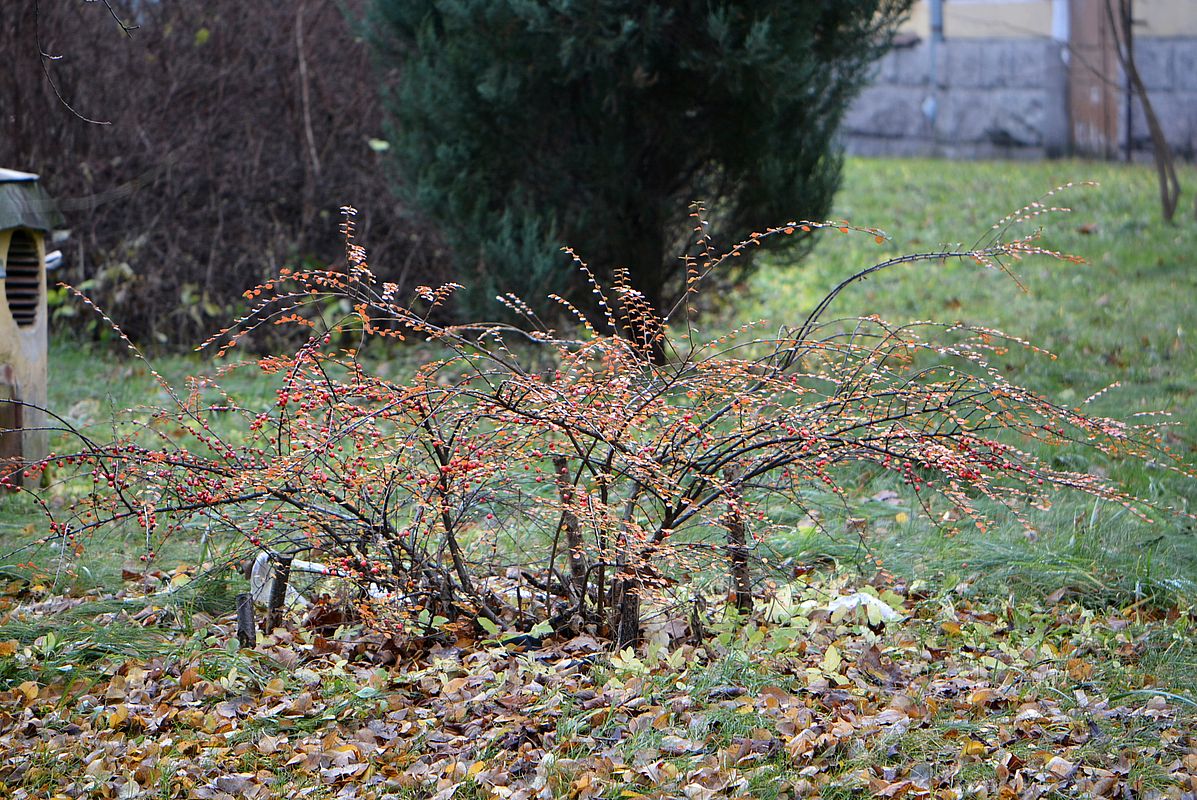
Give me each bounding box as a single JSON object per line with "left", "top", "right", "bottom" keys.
{"left": 961, "top": 740, "right": 987, "bottom": 757}
{"left": 107, "top": 704, "right": 130, "bottom": 729}
{"left": 1045, "top": 756, "right": 1075, "bottom": 779}
{"left": 16, "top": 680, "right": 38, "bottom": 704}
{"left": 821, "top": 644, "right": 842, "bottom": 673}
{"left": 660, "top": 735, "right": 699, "bottom": 756}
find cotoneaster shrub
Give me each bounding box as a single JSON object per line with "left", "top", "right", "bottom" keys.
{"left": 14, "top": 192, "right": 1193, "bottom": 647}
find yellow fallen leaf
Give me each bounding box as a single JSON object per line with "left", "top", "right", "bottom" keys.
{"left": 467, "top": 760, "right": 486, "bottom": 778}
{"left": 108, "top": 704, "right": 130, "bottom": 729}
{"left": 17, "top": 680, "right": 38, "bottom": 704}
{"left": 961, "top": 740, "right": 987, "bottom": 757}
{"left": 0, "top": 640, "right": 18, "bottom": 657}
{"left": 895, "top": 512, "right": 910, "bottom": 524}
{"left": 821, "top": 644, "right": 842, "bottom": 674}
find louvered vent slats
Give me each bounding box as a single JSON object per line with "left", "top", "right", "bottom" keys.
{"left": 4, "top": 230, "right": 40, "bottom": 327}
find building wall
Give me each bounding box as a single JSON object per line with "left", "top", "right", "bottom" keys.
{"left": 0, "top": 226, "right": 49, "bottom": 484}
{"left": 903, "top": 0, "right": 1056, "bottom": 39}
{"left": 844, "top": 1, "right": 1197, "bottom": 159}
{"left": 900, "top": 0, "right": 1197, "bottom": 40}
{"left": 1124, "top": 36, "right": 1197, "bottom": 157}
{"left": 844, "top": 38, "right": 1067, "bottom": 158}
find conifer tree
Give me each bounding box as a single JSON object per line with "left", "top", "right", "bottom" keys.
{"left": 370, "top": 1, "right": 912, "bottom": 318}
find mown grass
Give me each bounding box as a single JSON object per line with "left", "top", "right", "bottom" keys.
{"left": 0, "top": 342, "right": 282, "bottom": 592}
{"left": 751, "top": 158, "right": 1197, "bottom": 441}
{"left": 746, "top": 158, "right": 1197, "bottom": 611}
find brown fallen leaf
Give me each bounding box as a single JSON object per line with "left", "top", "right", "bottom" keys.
{"left": 1045, "top": 756, "right": 1076, "bottom": 779}
{"left": 179, "top": 666, "right": 201, "bottom": 688}
{"left": 659, "top": 735, "right": 699, "bottom": 756}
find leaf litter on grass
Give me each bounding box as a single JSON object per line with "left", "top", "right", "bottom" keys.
{"left": 1, "top": 569, "right": 1195, "bottom": 800}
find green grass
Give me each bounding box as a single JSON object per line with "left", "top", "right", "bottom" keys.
{"left": 0, "top": 342, "right": 284, "bottom": 592}
{"left": 745, "top": 157, "right": 1197, "bottom": 609}
{"left": 0, "top": 613, "right": 170, "bottom": 688}
{"left": 2, "top": 156, "right": 1193, "bottom": 800}
{"left": 750, "top": 158, "right": 1197, "bottom": 430}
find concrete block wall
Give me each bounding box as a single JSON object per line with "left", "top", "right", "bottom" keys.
{"left": 844, "top": 36, "right": 1197, "bottom": 160}
{"left": 1123, "top": 38, "right": 1197, "bottom": 159}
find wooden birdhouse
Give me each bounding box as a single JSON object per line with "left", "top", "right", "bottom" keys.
{"left": 0, "top": 168, "right": 63, "bottom": 489}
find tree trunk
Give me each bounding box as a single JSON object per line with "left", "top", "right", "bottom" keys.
{"left": 723, "top": 470, "right": 753, "bottom": 613}
{"left": 1107, "top": 0, "right": 1180, "bottom": 222}
{"left": 552, "top": 455, "right": 589, "bottom": 602}
{"left": 611, "top": 575, "right": 641, "bottom": 650}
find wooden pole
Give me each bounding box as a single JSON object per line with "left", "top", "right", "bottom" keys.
{"left": 235, "top": 593, "right": 256, "bottom": 648}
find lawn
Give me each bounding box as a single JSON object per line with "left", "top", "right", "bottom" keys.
{"left": 750, "top": 159, "right": 1197, "bottom": 425}
{"left": 746, "top": 158, "right": 1197, "bottom": 610}
{"left": 0, "top": 157, "right": 1195, "bottom": 798}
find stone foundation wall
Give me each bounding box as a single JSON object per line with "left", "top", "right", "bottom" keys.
{"left": 1124, "top": 37, "right": 1197, "bottom": 159}
{"left": 843, "top": 37, "right": 1197, "bottom": 160}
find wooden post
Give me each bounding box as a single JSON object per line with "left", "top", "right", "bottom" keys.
{"left": 723, "top": 469, "right": 753, "bottom": 614}
{"left": 235, "top": 593, "right": 256, "bottom": 648}
{"left": 552, "top": 455, "right": 588, "bottom": 600}
{"left": 262, "top": 555, "right": 292, "bottom": 633}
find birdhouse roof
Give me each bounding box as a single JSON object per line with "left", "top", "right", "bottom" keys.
{"left": 0, "top": 169, "right": 63, "bottom": 233}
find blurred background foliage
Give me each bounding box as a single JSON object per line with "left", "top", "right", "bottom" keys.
{"left": 1, "top": 0, "right": 446, "bottom": 347}
{"left": 3, "top": 0, "right": 912, "bottom": 344}
{"left": 367, "top": 0, "right": 912, "bottom": 320}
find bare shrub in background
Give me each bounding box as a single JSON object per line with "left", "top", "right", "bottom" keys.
{"left": 1, "top": 0, "right": 448, "bottom": 345}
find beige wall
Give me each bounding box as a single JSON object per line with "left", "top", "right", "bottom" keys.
{"left": 903, "top": 1, "right": 1054, "bottom": 39}
{"left": 900, "top": 1, "right": 1197, "bottom": 39}
{"left": 1136, "top": 0, "right": 1197, "bottom": 36}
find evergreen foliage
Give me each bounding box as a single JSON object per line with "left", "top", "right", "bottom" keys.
{"left": 368, "top": 1, "right": 913, "bottom": 318}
